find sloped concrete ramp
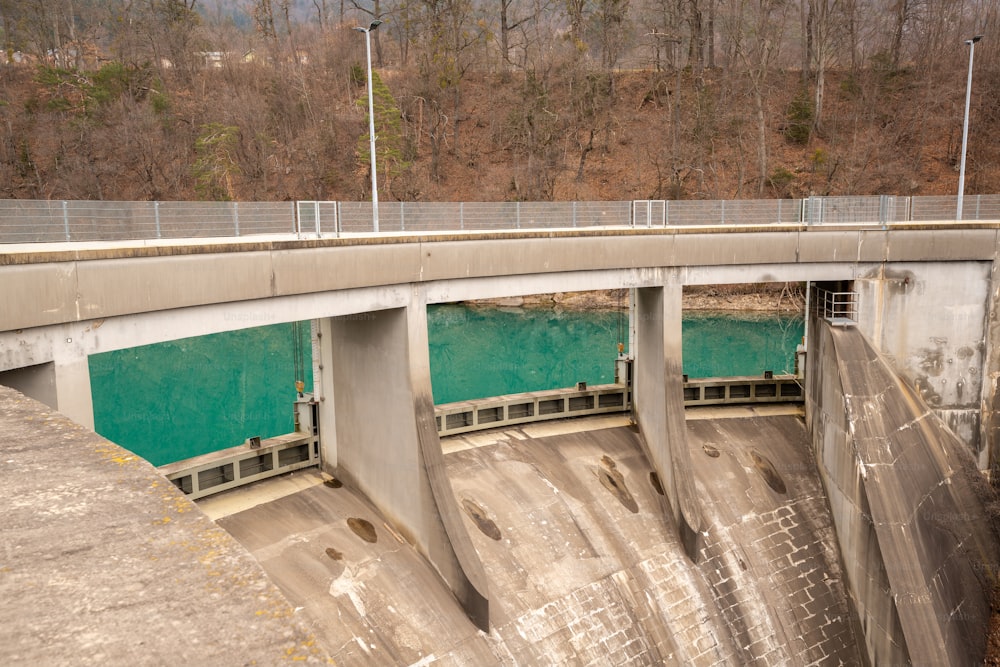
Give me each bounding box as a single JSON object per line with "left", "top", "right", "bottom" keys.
{"left": 0, "top": 386, "right": 330, "bottom": 666}
{"left": 814, "top": 324, "right": 1000, "bottom": 665}
{"left": 218, "top": 411, "right": 864, "bottom": 665}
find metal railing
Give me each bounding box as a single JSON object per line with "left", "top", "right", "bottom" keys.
{"left": 158, "top": 431, "right": 320, "bottom": 501}
{"left": 434, "top": 373, "right": 804, "bottom": 437}
{"left": 813, "top": 286, "right": 858, "bottom": 325}
{"left": 2, "top": 194, "right": 999, "bottom": 244}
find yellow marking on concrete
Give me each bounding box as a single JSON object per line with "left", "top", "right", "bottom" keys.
{"left": 685, "top": 404, "right": 805, "bottom": 421}
{"left": 198, "top": 469, "right": 328, "bottom": 521}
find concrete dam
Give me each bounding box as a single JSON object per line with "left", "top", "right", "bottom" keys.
{"left": 205, "top": 322, "right": 996, "bottom": 665}
{"left": 5, "top": 217, "right": 1000, "bottom": 664}
{"left": 3, "top": 320, "right": 997, "bottom": 665}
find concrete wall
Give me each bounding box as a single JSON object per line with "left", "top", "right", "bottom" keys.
{"left": 807, "top": 319, "right": 910, "bottom": 665}
{"left": 856, "top": 261, "right": 992, "bottom": 464}
{"left": 807, "top": 319, "right": 1000, "bottom": 664}
{"left": 0, "top": 358, "right": 94, "bottom": 429}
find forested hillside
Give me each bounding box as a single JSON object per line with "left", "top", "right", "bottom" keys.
{"left": 1, "top": 0, "right": 998, "bottom": 203}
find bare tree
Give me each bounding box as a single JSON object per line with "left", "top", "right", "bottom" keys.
{"left": 498, "top": 0, "right": 539, "bottom": 66}
{"left": 720, "top": 0, "right": 791, "bottom": 194}
{"left": 593, "top": 0, "right": 630, "bottom": 68}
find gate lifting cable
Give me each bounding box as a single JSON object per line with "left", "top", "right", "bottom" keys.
{"left": 616, "top": 289, "right": 625, "bottom": 356}
{"left": 292, "top": 321, "right": 306, "bottom": 396}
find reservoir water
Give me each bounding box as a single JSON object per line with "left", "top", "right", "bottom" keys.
{"left": 89, "top": 305, "right": 804, "bottom": 466}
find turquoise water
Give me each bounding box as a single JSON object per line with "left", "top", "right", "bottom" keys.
{"left": 89, "top": 306, "right": 803, "bottom": 466}
{"left": 89, "top": 323, "right": 312, "bottom": 467}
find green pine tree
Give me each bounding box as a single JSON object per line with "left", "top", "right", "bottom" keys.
{"left": 356, "top": 71, "right": 412, "bottom": 195}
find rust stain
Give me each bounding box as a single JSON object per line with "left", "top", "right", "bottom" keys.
{"left": 596, "top": 455, "right": 639, "bottom": 513}
{"left": 750, "top": 448, "right": 787, "bottom": 495}
{"left": 347, "top": 517, "right": 378, "bottom": 543}
{"left": 461, "top": 498, "right": 502, "bottom": 540}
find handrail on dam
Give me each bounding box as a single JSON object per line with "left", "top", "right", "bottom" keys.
{"left": 156, "top": 374, "right": 804, "bottom": 500}
{"left": 435, "top": 373, "right": 803, "bottom": 437}
{"left": 1, "top": 194, "right": 999, "bottom": 243}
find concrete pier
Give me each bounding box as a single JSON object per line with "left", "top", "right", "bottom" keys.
{"left": 633, "top": 284, "right": 703, "bottom": 558}
{"left": 322, "top": 296, "right": 489, "bottom": 629}
{"left": 808, "top": 321, "right": 1000, "bottom": 664}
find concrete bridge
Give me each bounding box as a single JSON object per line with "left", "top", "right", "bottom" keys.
{"left": 3, "top": 218, "right": 1000, "bottom": 664}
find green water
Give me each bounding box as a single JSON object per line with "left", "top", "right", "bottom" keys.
{"left": 89, "top": 323, "right": 312, "bottom": 467}
{"left": 89, "top": 306, "right": 803, "bottom": 466}
{"left": 428, "top": 306, "right": 803, "bottom": 404}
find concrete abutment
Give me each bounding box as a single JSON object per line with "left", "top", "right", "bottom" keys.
{"left": 0, "top": 357, "right": 94, "bottom": 429}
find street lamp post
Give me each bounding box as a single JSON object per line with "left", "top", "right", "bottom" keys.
{"left": 355, "top": 20, "right": 382, "bottom": 232}
{"left": 957, "top": 34, "right": 983, "bottom": 221}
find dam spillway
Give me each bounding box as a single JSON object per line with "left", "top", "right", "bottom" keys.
{"left": 212, "top": 407, "right": 863, "bottom": 665}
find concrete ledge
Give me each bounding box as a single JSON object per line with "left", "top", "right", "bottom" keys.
{"left": 0, "top": 385, "right": 331, "bottom": 665}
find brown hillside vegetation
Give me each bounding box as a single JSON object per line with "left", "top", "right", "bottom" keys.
{"left": 1, "top": 51, "right": 999, "bottom": 203}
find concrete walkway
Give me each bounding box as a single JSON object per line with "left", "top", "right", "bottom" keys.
{"left": 0, "top": 386, "right": 331, "bottom": 666}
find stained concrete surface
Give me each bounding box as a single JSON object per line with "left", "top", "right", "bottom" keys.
{"left": 0, "top": 386, "right": 330, "bottom": 666}
{"left": 218, "top": 409, "right": 864, "bottom": 665}
{"left": 822, "top": 324, "right": 1000, "bottom": 665}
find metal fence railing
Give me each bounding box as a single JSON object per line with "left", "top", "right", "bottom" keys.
{"left": 1, "top": 195, "right": 998, "bottom": 244}
{"left": 813, "top": 286, "right": 858, "bottom": 326}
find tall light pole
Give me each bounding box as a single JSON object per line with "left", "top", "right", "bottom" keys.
{"left": 355, "top": 20, "right": 382, "bottom": 232}
{"left": 957, "top": 34, "right": 983, "bottom": 221}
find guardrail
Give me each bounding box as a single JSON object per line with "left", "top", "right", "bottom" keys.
{"left": 435, "top": 383, "right": 630, "bottom": 437}
{"left": 157, "top": 375, "right": 804, "bottom": 500}
{"left": 2, "top": 194, "right": 999, "bottom": 243}
{"left": 158, "top": 396, "right": 319, "bottom": 501}
{"left": 158, "top": 431, "right": 319, "bottom": 501}
{"left": 681, "top": 374, "right": 804, "bottom": 405}
{"left": 813, "top": 286, "right": 858, "bottom": 326}
{"left": 434, "top": 373, "right": 804, "bottom": 437}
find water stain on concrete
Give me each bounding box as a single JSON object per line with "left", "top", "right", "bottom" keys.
{"left": 750, "top": 448, "right": 787, "bottom": 495}
{"left": 461, "top": 498, "right": 502, "bottom": 541}
{"left": 325, "top": 547, "right": 343, "bottom": 560}
{"left": 347, "top": 517, "right": 378, "bottom": 543}
{"left": 596, "top": 455, "right": 639, "bottom": 513}
{"left": 918, "top": 347, "right": 945, "bottom": 377}
{"left": 649, "top": 471, "right": 665, "bottom": 496}
{"left": 914, "top": 376, "right": 943, "bottom": 406}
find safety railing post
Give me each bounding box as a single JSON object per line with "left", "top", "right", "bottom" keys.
{"left": 233, "top": 201, "right": 240, "bottom": 236}
{"left": 62, "top": 200, "right": 70, "bottom": 241}
{"left": 154, "top": 201, "right": 162, "bottom": 239}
